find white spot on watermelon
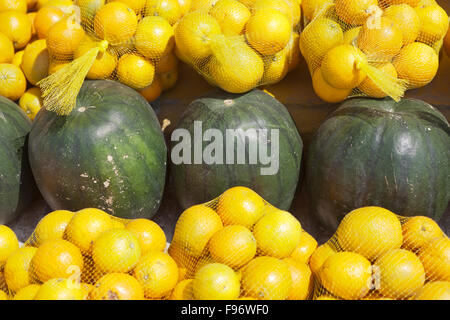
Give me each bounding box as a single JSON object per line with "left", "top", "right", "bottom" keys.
{"left": 104, "top": 180, "right": 110, "bottom": 188}
{"left": 107, "top": 155, "right": 114, "bottom": 162}
{"left": 80, "top": 173, "right": 88, "bottom": 178}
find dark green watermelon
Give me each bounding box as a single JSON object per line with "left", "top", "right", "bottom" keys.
{"left": 0, "top": 96, "right": 36, "bottom": 224}
{"left": 28, "top": 80, "right": 167, "bottom": 219}
{"left": 306, "top": 97, "right": 450, "bottom": 231}
{"left": 170, "top": 89, "right": 303, "bottom": 210}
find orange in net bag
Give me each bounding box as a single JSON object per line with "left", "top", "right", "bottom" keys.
{"left": 0, "top": 208, "right": 178, "bottom": 300}
{"left": 173, "top": 0, "right": 302, "bottom": 94}
{"left": 38, "top": 0, "right": 185, "bottom": 116}
{"left": 167, "top": 186, "right": 315, "bottom": 300}
{"left": 299, "top": 0, "right": 449, "bottom": 103}
{"left": 310, "top": 206, "right": 450, "bottom": 300}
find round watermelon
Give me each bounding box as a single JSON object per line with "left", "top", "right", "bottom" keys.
{"left": 0, "top": 96, "right": 36, "bottom": 224}
{"left": 306, "top": 97, "right": 450, "bottom": 231}
{"left": 29, "top": 80, "right": 167, "bottom": 219}
{"left": 170, "top": 89, "right": 303, "bottom": 210}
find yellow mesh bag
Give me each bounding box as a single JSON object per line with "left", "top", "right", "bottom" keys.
{"left": 173, "top": 0, "right": 302, "bottom": 94}
{"left": 310, "top": 207, "right": 450, "bottom": 300}
{"left": 299, "top": 0, "right": 449, "bottom": 103}
{"left": 38, "top": 0, "right": 184, "bottom": 116}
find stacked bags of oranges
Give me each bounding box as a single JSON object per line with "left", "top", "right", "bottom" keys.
{"left": 310, "top": 207, "right": 450, "bottom": 300}
{"left": 0, "top": 209, "right": 178, "bottom": 300}
{"left": 173, "top": 0, "right": 302, "bottom": 94}
{"left": 167, "top": 186, "right": 316, "bottom": 300}
{"left": 299, "top": 0, "right": 449, "bottom": 103}
{"left": 36, "top": 0, "right": 187, "bottom": 116}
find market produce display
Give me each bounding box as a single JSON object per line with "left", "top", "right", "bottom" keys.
{"left": 28, "top": 80, "right": 167, "bottom": 219}
{"left": 170, "top": 89, "right": 303, "bottom": 211}
{"left": 312, "top": 206, "right": 450, "bottom": 300}
{"left": 0, "top": 96, "right": 36, "bottom": 224}
{"left": 306, "top": 97, "right": 450, "bottom": 232}
{"left": 173, "top": 0, "right": 301, "bottom": 93}
{"left": 300, "top": 0, "right": 449, "bottom": 103}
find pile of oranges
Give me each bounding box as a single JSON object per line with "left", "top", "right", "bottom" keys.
{"left": 300, "top": 0, "right": 449, "bottom": 103}
{"left": 174, "top": 0, "right": 301, "bottom": 94}
{"left": 168, "top": 186, "right": 316, "bottom": 300}
{"left": 310, "top": 207, "right": 450, "bottom": 300}
{"left": 0, "top": 0, "right": 186, "bottom": 122}
{"left": 0, "top": 208, "right": 176, "bottom": 300}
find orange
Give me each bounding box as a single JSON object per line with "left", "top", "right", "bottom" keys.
{"left": 414, "top": 281, "right": 450, "bottom": 300}
{"left": 335, "top": 207, "right": 403, "bottom": 261}
{"left": 299, "top": 17, "right": 344, "bottom": 68}
{"left": 138, "top": 75, "right": 163, "bottom": 102}
{"left": 0, "top": 11, "right": 32, "bottom": 50}
{"left": 13, "top": 284, "right": 40, "bottom": 300}
{"left": 171, "top": 204, "right": 223, "bottom": 257}
{"left": 415, "top": 4, "right": 449, "bottom": 44}
{"left": 245, "top": 9, "right": 291, "bottom": 56}
{"left": 159, "top": 67, "right": 178, "bottom": 90}
{"left": 318, "top": 251, "right": 372, "bottom": 300}
{"left": 216, "top": 186, "right": 265, "bottom": 228}
{"left": 384, "top": 3, "right": 421, "bottom": 45}
{"left": 208, "top": 225, "right": 257, "bottom": 269}
{"left": 144, "top": 0, "right": 182, "bottom": 25}
{"left": 210, "top": 0, "right": 251, "bottom": 36}
{"left": 358, "top": 62, "right": 398, "bottom": 98}
{"left": 262, "top": 48, "right": 289, "bottom": 85}
{"left": 125, "top": 218, "right": 166, "bottom": 255}
{"left": 290, "top": 230, "right": 318, "bottom": 264}
{"left": 34, "top": 278, "right": 83, "bottom": 300}
{"left": 418, "top": 237, "right": 450, "bottom": 282}
{"left": 74, "top": 36, "right": 117, "bottom": 80}
{"left": 374, "top": 248, "right": 425, "bottom": 299}
{"left": 208, "top": 36, "right": 264, "bottom": 93}
{"left": 301, "top": 0, "right": 333, "bottom": 21}
{"left": 342, "top": 26, "right": 361, "bottom": 45}
{"left": 169, "top": 279, "right": 194, "bottom": 300}
{"left": 111, "top": 218, "right": 126, "bottom": 229}
{"left": 193, "top": 263, "right": 240, "bottom": 300}
{"left": 284, "top": 258, "right": 314, "bottom": 300}
{"left": 402, "top": 216, "right": 444, "bottom": 251}
{"left": 0, "top": 225, "right": 19, "bottom": 266}
{"left": 47, "top": 59, "right": 70, "bottom": 75}
{"left": 90, "top": 273, "right": 144, "bottom": 300}
{"left": 392, "top": 42, "right": 439, "bottom": 89}
{"left": 0, "top": 32, "right": 14, "bottom": 63}
{"left": 30, "top": 238, "right": 84, "bottom": 283}
{"left": 188, "top": 0, "right": 216, "bottom": 11}
{"left": 64, "top": 208, "right": 113, "bottom": 254}
{"left": 241, "top": 256, "right": 292, "bottom": 300}
{"left": 0, "top": 64, "right": 27, "bottom": 101}
{"left": 312, "top": 67, "right": 352, "bottom": 103}
{"left": 0, "top": 0, "right": 27, "bottom": 12}
{"left": 285, "top": 32, "right": 300, "bottom": 71}
{"left": 357, "top": 17, "right": 403, "bottom": 60}
{"left": 321, "top": 44, "right": 367, "bottom": 90}
{"left": 309, "top": 243, "right": 337, "bottom": 275}
{"left": 174, "top": 11, "right": 222, "bottom": 61}
{"left": 133, "top": 251, "right": 179, "bottom": 299}
{"left": 40, "top": 0, "right": 75, "bottom": 11}
{"left": 92, "top": 228, "right": 141, "bottom": 273}
{"left": 252, "top": 0, "right": 298, "bottom": 25}
{"left": 4, "top": 247, "right": 37, "bottom": 293}
{"left": 93, "top": 2, "right": 138, "bottom": 44}
{"left": 109, "top": 0, "right": 146, "bottom": 14}
{"left": 21, "top": 39, "right": 50, "bottom": 86}
{"left": 46, "top": 18, "right": 85, "bottom": 58}
{"left": 18, "top": 87, "right": 43, "bottom": 121}
{"left": 34, "top": 6, "right": 65, "bottom": 39}
{"left": 334, "top": 0, "right": 379, "bottom": 26}
{"left": 117, "top": 53, "right": 155, "bottom": 90}
{"left": 253, "top": 207, "right": 302, "bottom": 259}
{"left": 156, "top": 52, "right": 178, "bottom": 73}
{"left": 12, "top": 50, "right": 24, "bottom": 67}
{"left": 135, "top": 15, "right": 174, "bottom": 60}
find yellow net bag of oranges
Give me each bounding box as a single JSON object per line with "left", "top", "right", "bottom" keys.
{"left": 173, "top": 0, "right": 302, "bottom": 94}
{"left": 38, "top": 0, "right": 185, "bottom": 116}
{"left": 311, "top": 207, "right": 450, "bottom": 300}
{"left": 299, "top": 0, "right": 449, "bottom": 103}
